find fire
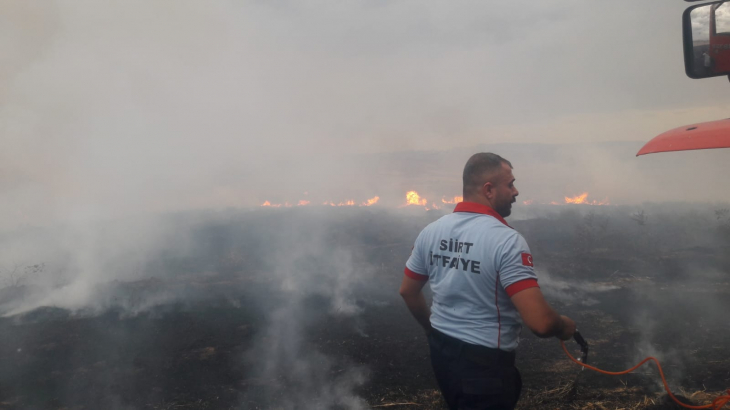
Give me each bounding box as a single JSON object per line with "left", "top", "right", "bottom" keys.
{"left": 402, "top": 191, "right": 444, "bottom": 210}
{"left": 361, "top": 196, "right": 380, "bottom": 206}
{"left": 322, "top": 200, "right": 357, "bottom": 207}
{"left": 441, "top": 196, "right": 463, "bottom": 204}
{"left": 564, "top": 192, "right": 609, "bottom": 206}
{"left": 521, "top": 194, "right": 611, "bottom": 206}
{"left": 405, "top": 191, "right": 427, "bottom": 206}
{"left": 565, "top": 193, "right": 589, "bottom": 204}
{"left": 261, "top": 191, "right": 492, "bottom": 209}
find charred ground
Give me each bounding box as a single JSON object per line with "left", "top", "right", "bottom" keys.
{"left": 0, "top": 205, "right": 729, "bottom": 409}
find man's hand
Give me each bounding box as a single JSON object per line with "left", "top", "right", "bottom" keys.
{"left": 557, "top": 315, "right": 576, "bottom": 341}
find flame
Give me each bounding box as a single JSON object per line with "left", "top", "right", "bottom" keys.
{"left": 564, "top": 193, "right": 609, "bottom": 206}
{"left": 264, "top": 191, "right": 610, "bottom": 209}
{"left": 361, "top": 196, "right": 380, "bottom": 206}
{"left": 565, "top": 193, "right": 589, "bottom": 204}
{"left": 405, "top": 191, "right": 428, "bottom": 206}
{"left": 323, "top": 200, "right": 355, "bottom": 206}
{"left": 441, "top": 196, "right": 463, "bottom": 204}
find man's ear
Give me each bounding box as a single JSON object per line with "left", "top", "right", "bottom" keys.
{"left": 481, "top": 181, "right": 494, "bottom": 199}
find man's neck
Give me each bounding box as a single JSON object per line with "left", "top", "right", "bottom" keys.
{"left": 463, "top": 196, "right": 495, "bottom": 209}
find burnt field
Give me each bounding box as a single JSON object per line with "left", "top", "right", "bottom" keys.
{"left": 0, "top": 205, "right": 729, "bottom": 410}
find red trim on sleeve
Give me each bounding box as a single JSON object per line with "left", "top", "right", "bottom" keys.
{"left": 404, "top": 267, "right": 428, "bottom": 281}
{"left": 505, "top": 279, "right": 539, "bottom": 297}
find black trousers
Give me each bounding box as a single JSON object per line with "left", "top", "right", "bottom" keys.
{"left": 428, "top": 329, "right": 522, "bottom": 410}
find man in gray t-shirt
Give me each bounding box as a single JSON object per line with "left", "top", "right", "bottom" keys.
{"left": 399, "top": 153, "right": 576, "bottom": 410}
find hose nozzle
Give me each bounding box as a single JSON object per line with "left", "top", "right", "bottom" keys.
{"left": 573, "top": 330, "right": 589, "bottom": 366}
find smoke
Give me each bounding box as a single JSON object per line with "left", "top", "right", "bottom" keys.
{"left": 236, "top": 209, "right": 408, "bottom": 408}
{"left": 242, "top": 306, "right": 368, "bottom": 410}
{"left": 0, "top": 215, "right": 195, "bottom": 316}
{"left": 2, "top": 1, "right": 730, "bottom": 408}
{"left": 1, "top": 1, "right": 729, "bottom": 233}
{"left": 0, "top": 207, "right": 417, "bottom": 408}
{"left": 537, "top": 269, "right": 619, "bottom": 307}
{"left": 2, "top": 194, "right": 730, "bottom": 406}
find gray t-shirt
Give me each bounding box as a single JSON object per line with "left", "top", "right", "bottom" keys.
{"left": 405, "top": 202, "right": 538, "bottom": 351}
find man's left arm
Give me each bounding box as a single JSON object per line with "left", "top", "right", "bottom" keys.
{"left": 499, "top": 232, "right": 576, "bottom": 340}
{"left": 399, "top": 275, "right": 432, "bottom": 335}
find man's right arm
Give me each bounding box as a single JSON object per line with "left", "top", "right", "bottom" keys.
{"left": 510, "top": 287, "right": 575, "bottom": 340}
{"left": 399, "top": 274, "right": 432, "bottom": 335}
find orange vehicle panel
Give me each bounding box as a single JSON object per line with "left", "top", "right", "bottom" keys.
{"left": 636, "top": 118, "right": 730, "bottom": 156}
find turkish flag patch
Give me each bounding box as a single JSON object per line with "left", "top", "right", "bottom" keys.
{"left": 521, "top": 253, "right": 534, "bottom": 267}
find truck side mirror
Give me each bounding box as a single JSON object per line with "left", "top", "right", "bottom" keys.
{"left": 684, "top": 1, "right": 730, "bottom": 79}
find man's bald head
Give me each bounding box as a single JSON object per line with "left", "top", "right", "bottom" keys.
{"left": 462, "top": 153, "right": 513, "bottom": 199}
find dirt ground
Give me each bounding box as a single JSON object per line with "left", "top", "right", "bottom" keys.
{"left": 0, "top": 206, "right": 728, "bottom": 409}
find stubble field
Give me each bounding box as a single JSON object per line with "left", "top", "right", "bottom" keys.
{"left": 0, "top": 204, "right": 729, "bottom": 409}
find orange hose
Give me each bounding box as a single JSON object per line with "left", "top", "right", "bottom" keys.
{"left": 560, "top": 341, "right": 730, "bottom": 409}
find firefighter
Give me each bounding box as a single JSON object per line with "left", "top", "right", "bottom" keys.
{"left": 399, "top": 152, "right": 576, "bottom": 410}
{"left": 703, "top": 50, "right": 713, "bottom": 74}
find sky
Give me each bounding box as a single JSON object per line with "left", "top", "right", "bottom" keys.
{"left": 691, "top": 2, "right": 730, "bottom": 39}
{"left": 2, "top": 0, "right": 730, "bottom": 229}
